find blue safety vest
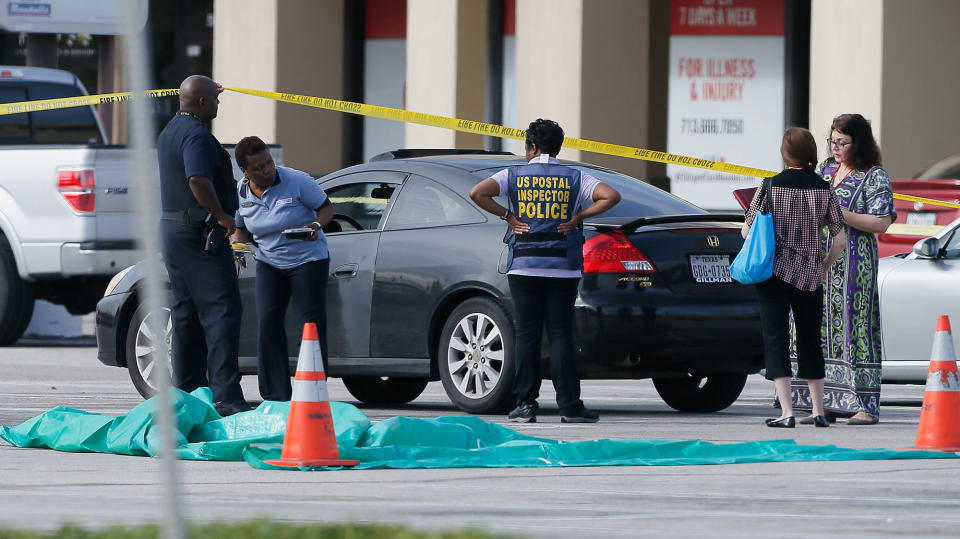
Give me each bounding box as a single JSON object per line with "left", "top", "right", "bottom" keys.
{"left": 505, "top": 162, "right": 584, "bottom": 271}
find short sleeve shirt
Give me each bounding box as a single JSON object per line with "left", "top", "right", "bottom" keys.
{"left": 491, "top": 156, "right": 600, "bottom": 278}
{"left": 235, "top": 166, "right": 330, "bottom": 269}
{"left": 156, "top": 111, "right": 238, "bottom": 213}
{"left": 817, "top": 158, "right": 897, "bottom": 220}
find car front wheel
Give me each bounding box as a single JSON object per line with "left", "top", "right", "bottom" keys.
{"left": 125, "top": 302, "right": 172, "bottom": 399}
{"left": 652, "top": 373, "right": 748, "bottom": 412}
{"left": 438, "top": 297, "right": 514, "bottom": 414}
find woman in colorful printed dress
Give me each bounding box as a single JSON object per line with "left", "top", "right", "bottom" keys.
{"left": 791, "top": 113, "right": 895, "bottom": 425}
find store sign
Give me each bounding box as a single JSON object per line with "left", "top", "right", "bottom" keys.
{"left": 0, "top": 0, "right": 146, "bottom": 34}
{"left": 666, "top": 0, "right": 785, "bottom": 210}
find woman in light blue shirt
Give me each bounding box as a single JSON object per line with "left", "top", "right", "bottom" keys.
{"left": 233, "top": 136, "right": 334, "bottom": 401}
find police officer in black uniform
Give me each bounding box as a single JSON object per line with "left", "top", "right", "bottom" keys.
{"left": 157, "top": 75, "right": 248, "bottom": 416}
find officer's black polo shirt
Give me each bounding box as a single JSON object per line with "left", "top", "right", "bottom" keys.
{"left": 156, "top": 110, "right": 238, "bottom": 213}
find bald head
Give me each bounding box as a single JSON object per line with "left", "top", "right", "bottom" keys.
{"left": 179, "top": 75, "right": 220, "bottom": 121}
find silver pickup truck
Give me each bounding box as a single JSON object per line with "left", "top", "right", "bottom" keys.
{"left": 0, "top": 66, "right": 142, "bottom": 344}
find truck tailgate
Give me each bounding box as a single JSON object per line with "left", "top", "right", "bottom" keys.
{"left": 90, "top": 146, "right": 157, "bottom": 243}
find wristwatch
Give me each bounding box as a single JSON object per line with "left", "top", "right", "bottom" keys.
{"left": 499, "top": 209, "right": 510, "bottom": 221}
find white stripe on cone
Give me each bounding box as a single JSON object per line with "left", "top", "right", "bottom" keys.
{"left": 925, "top": 369, "right": 960, "bottom": 392}
{"left": 297, "top": 339, "right": 324, "bottom": 374}
{"left": 926, "top": 330, "right": 960, "bottom": 392}
{"left": 291, "top": 379, "right": 330, "bottom": 403}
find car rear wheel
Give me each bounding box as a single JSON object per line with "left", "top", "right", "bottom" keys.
{"left": 125, "top": 302, "right": 172, "bottom": 399}
{"left": 341, "top": 376, "right": 429, "bottom": 405}
{"left": 0, "top": 238, "right": 34, "bottom": 345}
{"left": 438, "top": 297, "right": 514, "bottom": 414}
{"left": 653, "top": 373, "right": 747, "bottom": 412}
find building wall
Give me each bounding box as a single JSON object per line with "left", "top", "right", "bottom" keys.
{"left": 276, "top": 0, "right": 344, "bottom": 177}
{"left": 405, "top": 0, "right": 487, "bottom": 149}
{"left": 212, "top": 0, "right": 278, "bottom": 145}
{"left": 513, "top": 0, "right": 665, "bottom": 180}
{"left": 363, "top": 0, "right": 406, "bottom": 161}
{"left": 514, "top": 0, "right": 583, "bottom": 160}
{"left": 880, "top": 0, "right": 960, "bottom": 178}
{"left": 580, "top": 0, "right": 657, "bottom": 180}
{"left": 809, "top": 0, "right": 884, "bottom": 157}
{"left": 212, "top": 0, "right": 344, "bottom": 178}
{"left": 810, "top": 0, "right": 960, "bottom": 177}
{"left": 453, "top": 0, "right": 487, "bottom": 148}
{"left": 405, "top": 0, "right": 459, "bottom": 147}
{"left": 208, "top": 1, "right": 960, "bottom": 184}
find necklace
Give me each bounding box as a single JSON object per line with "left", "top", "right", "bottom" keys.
{"left": 832, "top": 163, "right": 851, "bottom": 188}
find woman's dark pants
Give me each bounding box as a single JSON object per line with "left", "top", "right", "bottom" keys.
{"left": 756, "top": 276, "right": 825, "bottom": 380}
{"left": 508, "top": 274, "right": 585, "bottom": 415}
{"left": 255, "top": 258, "right": 330, "bottom": 401}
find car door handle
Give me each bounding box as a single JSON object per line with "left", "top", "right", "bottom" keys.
{"left": 333, "top": 263, "right": 359, "bottom": 278}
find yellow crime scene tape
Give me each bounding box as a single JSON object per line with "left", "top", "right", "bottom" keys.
{"left": 225, "top": 87, "right": 776, "bottom": 179}
{"left": 1, "top": 86, "right": 956, "bottom": 237}
{"left": 0, "top": 89, "right": 179, "bottom": 115}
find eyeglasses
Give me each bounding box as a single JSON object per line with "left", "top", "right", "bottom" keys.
{"left": 826, "top": 138, "right": 851, "bottom": 149}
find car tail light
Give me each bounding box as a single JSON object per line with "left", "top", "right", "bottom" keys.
{"left": 57, "top": 168, "right": 96, "bottom": 213}
{"left": 583, "top": 232, "right": 656, "bottom": 273}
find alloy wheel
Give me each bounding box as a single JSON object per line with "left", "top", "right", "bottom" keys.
{"left": 134, "top": 307, "right": 173, "bottom": 392}
{"left": 444, "top": 311, "right": 505, "bottom": 400}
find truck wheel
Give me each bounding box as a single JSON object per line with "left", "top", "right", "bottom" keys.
{"left": 438, "top": 297, "right": 515, "bottom": 414}
{"left": 341, "top": 376, "right": 429, "bottom": 405}
{"left": 125, "top": 302, "right": 172, "bottom": 399}
{"left": 653, "top": 373, "right": 747, "bottom": 413}
{"left": 0, "top": 239, "right": 34, "bottom": 345}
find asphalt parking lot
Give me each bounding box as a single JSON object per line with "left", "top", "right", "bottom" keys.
{"left": 2, "top": 340, "right": 960, "bottom": 538}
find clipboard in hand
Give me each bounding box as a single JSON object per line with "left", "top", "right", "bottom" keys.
{"left": 733, "top": 187, "right": 758, "bottom": 211}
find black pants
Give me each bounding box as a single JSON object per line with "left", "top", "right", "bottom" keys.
{"left": 756, "top": 276, "right": 825, "bottom": 380}
{"left": 161, "top": 220, "right": 244, "bottom": 403}
{"left": 508, "top": 275, "right": 584, "bottom": 415}
{"left": 255, "top": 258, "right": 330, "bottom": 401}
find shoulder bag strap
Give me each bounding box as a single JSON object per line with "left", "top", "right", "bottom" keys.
{"left": 761, "top": 177, "right": 774, "bottom": 214}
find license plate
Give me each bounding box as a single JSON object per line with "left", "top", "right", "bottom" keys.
{"left": 906, "top": 212, "right": 937, "bottom": 225}
{"left": 690, "top": 254, "right": 732, "bottom": 283}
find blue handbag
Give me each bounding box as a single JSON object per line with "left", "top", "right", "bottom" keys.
{"left": 731, "top": 177, "right": 774, "bottom": 284}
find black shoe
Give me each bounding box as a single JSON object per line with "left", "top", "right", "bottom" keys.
{"left": 765, "top": 416, "right": 795, "bottom": 428}
{"left": 508, "top": 402, "right": 537, "bottom": 423}
{"left": 213, "top": 400, "right": 252, "bottom": 417}
{"left": 561, "top": 407, "right": 600, "bottom": 423}
{"left": 798, "top": 414, "right": 831, "bottom": 427}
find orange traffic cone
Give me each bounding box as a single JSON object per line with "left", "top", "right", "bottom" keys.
{"left": 265, "top": 323, "right": 359, "bottom": 467}
{"left": 914, "top": 315, "right": 960, "bottom": 452}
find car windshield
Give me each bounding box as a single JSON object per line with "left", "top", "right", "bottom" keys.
{"left": 915, "top": 153, "right": 960, "bottom": 180}
{"left": 571, "top": 166, "right": 705, "bottom": 218}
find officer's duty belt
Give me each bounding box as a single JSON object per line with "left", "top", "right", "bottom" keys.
{"left": 515, "top": 232, "right": 565, "bottom": 242}
{"left": 161, "top": 208, "right": 208, "bottom": 228}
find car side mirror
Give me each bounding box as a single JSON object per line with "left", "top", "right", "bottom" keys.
{"left": 913, "top": 237, "right": 940, "bottom": 258}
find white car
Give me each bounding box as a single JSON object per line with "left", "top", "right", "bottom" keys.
{"left": 879, "top": 216, "right": 960, "bottom": 382}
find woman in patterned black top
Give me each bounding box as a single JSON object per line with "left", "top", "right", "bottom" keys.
{"left": 743, "top": 127, "right": 846, "bottom": 428}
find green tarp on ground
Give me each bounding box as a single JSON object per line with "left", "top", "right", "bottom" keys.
{"left": 1, "top": 388, "right": 957, "bottom": 470}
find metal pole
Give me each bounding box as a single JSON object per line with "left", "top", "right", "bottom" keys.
{"left": 123, "top": 4, "right": 185, "bottom": 539}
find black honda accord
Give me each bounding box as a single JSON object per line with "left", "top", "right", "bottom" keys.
{"left": 96, "top": 150, "right": 762, "bottom": 414}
